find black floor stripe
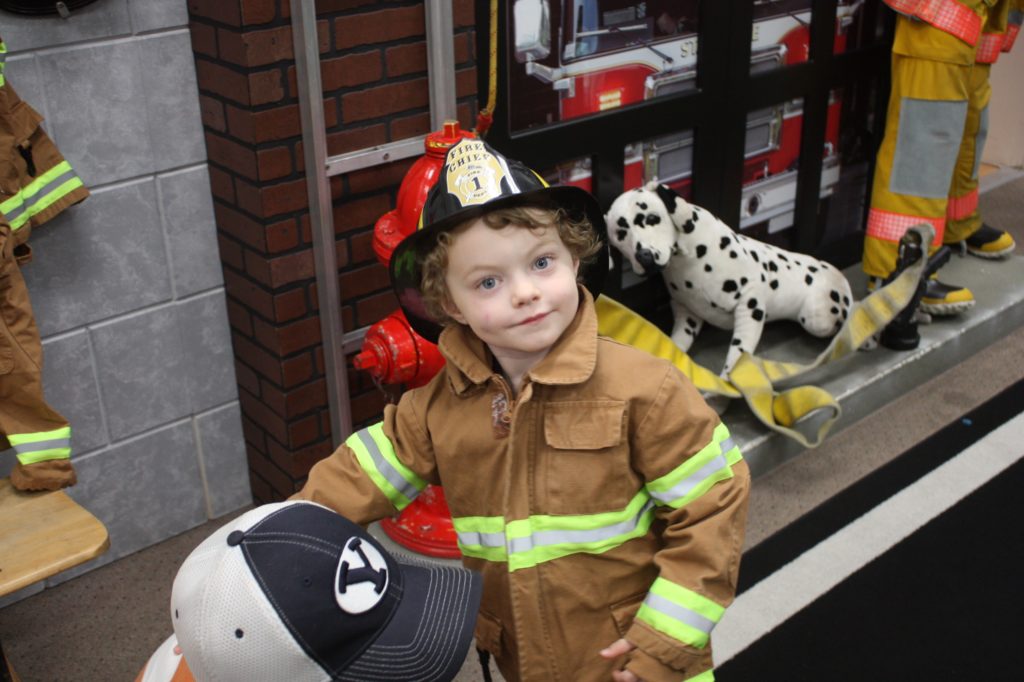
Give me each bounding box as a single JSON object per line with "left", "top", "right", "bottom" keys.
{"left": 719, "top": 456, "right": 1024, "bottom": 681}
{"left": 737, "top": 377, "right": 1024, "bottom": 594}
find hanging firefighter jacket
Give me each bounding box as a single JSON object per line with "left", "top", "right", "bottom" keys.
{"left": 0, "top": 35, "right": 90, "bottom": 491}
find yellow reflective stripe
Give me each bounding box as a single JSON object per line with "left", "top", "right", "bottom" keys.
{"left": 636, "top": 578, "right": 725, "bottom": 649}
{"left": 684, "top": 670, "right": 715, "bottom": 682}
{"left": 453, "top": 515, "right": 508, "bottom": 562}
{"left": 10, "top": 426, "right": 72, "bottom": 465}
{"left": 346, "top": 422, "right": 425, "bottom": 510}
{"left": 453, "top": 490, "right": 657, "bottom": 571}
{"left": 0, "top": 161, "right": 84, "bottom": 231}
{"left": 646, "top": 422, "right": 741, "bottom": 508}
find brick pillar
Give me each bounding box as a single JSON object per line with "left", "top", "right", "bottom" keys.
{"left": 186, "top": 0, "right": 477, "bottom": 503}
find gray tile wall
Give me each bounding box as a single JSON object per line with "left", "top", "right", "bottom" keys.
{"left": 0, "top": 2, "right": 250, "bottom": 603}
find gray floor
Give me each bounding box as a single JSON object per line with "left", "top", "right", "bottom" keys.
{"left": 2, "top": 174, "right": 1022, "bottom": 681}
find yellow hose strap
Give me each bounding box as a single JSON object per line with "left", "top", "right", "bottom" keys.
{"left": 597, "top": 224, "right": 932, "bottom": 448}
{"left": 594, "top": 294, "right": 740, "bottom": 399}
{"left": 475, "top": 0, "right": 499, "bottom": 135}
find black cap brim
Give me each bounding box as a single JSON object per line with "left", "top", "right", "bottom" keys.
{"left": 337, "top": 555, "right": 483, "bottom": 681}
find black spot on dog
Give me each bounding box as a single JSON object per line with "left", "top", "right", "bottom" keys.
{"left": 685, "top": 280, "right": 693, "bottom": 288}
{"left": 645, "top": 213, "right": 661, "bottom": 226}
{"left": 638, "top": 202, "right": 648, "bottom": 210}
{"left": 768, "top": 261, "right": 778, "bottom": 272}
{"left": 671, "top": 244, "right": 681, "bottom": 255}
{"left": 752, "top": 309, "right": 764, "bottom": 322}
{"left": 830, "top": 290, "right": 841, "bottom": 302}
{"left": 830, "top": 306, "right": 839, "bottom": 315}
{"left": 747, "top": 298, "right": 759, "bottom": 309}
{"left": 809, "top": 265, "right": 818, "bottom": 273}
{"left": 734, "top": 293, "right": 742, "bottom": 300}
{"left": 722, "top": 280, "right": 738, "bottom": 293}
{"left": 669, "top": 281, "right": 679, "bottom": 291}
{"left": 686, "top": 317, "right": 698, "bottom": 328}
{"left": 633, "top": 213, "right": 646, "bottom": 227}
{"left": 760, "top": 274, "right": 766, "bottom": 282}
{"left": 731, "top": 339, "right": 742, "bottom": 346}
{"left": 710, "top": 301, "right": 718, "bottom": 308}
{"left": 730, "top": 251, "right": 738, "bottom": 258}
{"left": 740, "top": 277, "right": 748, "bottom": 286}
{"left": 616, "top": 228, "right": 628, "bottom": 241}
{"left": 655, "top": 184, "right": 679, "bottom": 214}
{"left": 617, "top": 217, "right": 629, "bottom": 228}
{"left": 696, "top": 244, "right": 707, "bottom": 258}
{"left": 704, "top": 264, "right": 713, "bottom": 272}
{"left": 770, "top": 280, "right": 779, "bottom": 289}
{"left": 720, "top": 236, "right": 731, "bottom": 250}
{"left": 778, "top": 253, "right": 789, "bottom": 262}
{"left": 751, "top": 251, "right": 759, "bottom": 263}
{"left": 805, "top": 274, "right": 814, "bottom": 285}
{"left": 843, "top": 295, "right": 850, "bottom": 305}
{"left": 681, "top": 218, "right": 696, "bottom": 234}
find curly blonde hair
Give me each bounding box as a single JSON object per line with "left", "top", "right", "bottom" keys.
{"left": 419, "top": 204, "right": 602, "bottom": 326}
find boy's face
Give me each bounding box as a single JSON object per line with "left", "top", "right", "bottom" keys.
{"left": 443, "top": 217, "right": 581, "bottom": 360}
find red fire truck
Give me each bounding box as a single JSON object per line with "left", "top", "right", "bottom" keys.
{"left": 511, "top": 0, "right": 865, "bottom": 233}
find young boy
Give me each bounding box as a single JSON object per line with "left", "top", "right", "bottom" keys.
{"left": 295, "top": 139, "right": 750, "bottom": 682}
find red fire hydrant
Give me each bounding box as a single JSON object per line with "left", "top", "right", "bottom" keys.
{"left": 353, "top": 121, "right": 475, "bottom": 558}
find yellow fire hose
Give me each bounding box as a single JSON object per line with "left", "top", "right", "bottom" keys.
{"left": 596, "top": 225, "right": 933, "bottom": 448}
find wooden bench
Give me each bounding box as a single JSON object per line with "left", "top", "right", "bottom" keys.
{"left": 0, "top": 477, "right": 109, "bottom": 681}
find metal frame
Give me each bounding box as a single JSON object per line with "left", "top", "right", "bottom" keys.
{"left": 290, "top": 0, "right": 456, "bottom": 446}
{"left": 482, "top": 0, "right": 893, "bottom": 311}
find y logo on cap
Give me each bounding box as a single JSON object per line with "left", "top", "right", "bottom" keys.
{"left": 444, "top": 139, "right": 510, "bottom": 208}
{"left": 335, "top": 537, "right": 389, "bottom": 614}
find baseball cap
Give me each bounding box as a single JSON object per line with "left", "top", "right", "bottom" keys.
{"left": 170, "top": 501, "right": 483, "bottom": 682}
{"left": 389, "top": 137, "right": 608, "bottom": 342}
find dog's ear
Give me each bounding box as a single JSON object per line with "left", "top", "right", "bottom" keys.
{"left": 653, "top": 183, "right": 680, "bottom": 215}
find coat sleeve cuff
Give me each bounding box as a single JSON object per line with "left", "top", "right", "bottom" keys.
{"left": 625, "top": 621, "right": 713, "bottom": 681}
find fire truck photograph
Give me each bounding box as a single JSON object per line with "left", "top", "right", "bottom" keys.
{"left": 510, "top": 0, "right": 872, "bottom": 242}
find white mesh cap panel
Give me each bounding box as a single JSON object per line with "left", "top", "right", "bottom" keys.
{"left": 171, "top": 504, "right": 327, "bottom": 682}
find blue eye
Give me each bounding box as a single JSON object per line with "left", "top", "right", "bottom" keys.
{"left": 479, "top": 277, "right": 497, "bottom": 290}
{"left": 535, "top": 256, "right": 550, "bottom": 269}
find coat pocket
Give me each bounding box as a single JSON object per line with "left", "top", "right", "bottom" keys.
{"left": 474, "top": 609, "right": 505, "bottom": 657}
{"left": 609, "top": 591, "right": 647, "bottom": 638}
{"left": 541, "top": 400, "right": 636, "bottom": 514}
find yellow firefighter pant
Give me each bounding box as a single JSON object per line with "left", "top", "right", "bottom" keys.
{"left": 862, "top": 53, "right": 992, "bottom": 278}
{"left": 862, "top": 6, "right": 1001, "bottom": 279}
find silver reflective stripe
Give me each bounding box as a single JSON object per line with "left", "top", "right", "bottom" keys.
{"left": 507, "top": 497, "right": 656, "bottom": 555}
{"left": 3, "top": 168, "right": 78, "bottom": 226}
{"left": 356, "top": 429, "right": 420, "bottom": 502}
{"left": 650, "top": 453, "right": 729, "bottom": 505}
{"left": 720, "top": 436, "right": 736, "bottom": 453}
{"left": 12, "top": 437, "right": 70, "bottom": 454}
{"left": 643, "top": 592, "right": 716, "bottom": 635}
{"left": 457, "top": 529, "right": 506, "bottom": 548}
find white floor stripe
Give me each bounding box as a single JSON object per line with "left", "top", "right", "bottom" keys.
{"left": 713, "top": 411, "right": 1024, "bottom": 666}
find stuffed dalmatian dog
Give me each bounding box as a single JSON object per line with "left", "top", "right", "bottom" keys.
{"left": 606, "top": 182, "right": 853, "bottom": 376}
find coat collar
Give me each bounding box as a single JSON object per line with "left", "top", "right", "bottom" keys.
{"left": 438, "top": 286, "right": 599, "bottom": 395}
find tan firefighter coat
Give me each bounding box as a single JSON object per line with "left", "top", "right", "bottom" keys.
{"left": 296, "top": 289, "right": 750, "bottom": 681}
